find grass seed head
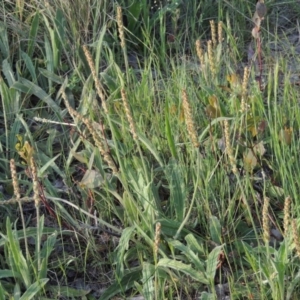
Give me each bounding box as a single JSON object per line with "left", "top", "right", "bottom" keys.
{"left": 10, "top": 159, "right": 20, "bottom": 201}
{"left": 218, "top": 21, "right": 223, "bottom": 45}
{"left": 182, "top": 89, "right": 199, "bottom": 148}
{"left": 292, "top": 219, "right": 300, "bottom": 257}
{"left": 210, "top": 20, "right": 217, "bottom": 48}
{"left": 116, "top": 6, "right": 126, "bottom": 49}
{"left": 284, "top": 196, "right": 291, "bottom": 237}
{"left": 82, "top": 45, "right": 108, "bottom": 114}
{"left": 241, "top": 66, "right": 250, "bottom": 112}
{"left": 154, "top": 222, "right": 161, "bottom": 258}
{"left": 195, "top": 39, "right": 205, "bottom": 68}
{"left": 223, "top": 120, "right": 238, "bottom": 174}
{"left": 30, "top": 157, "right": 40, "bottom": 208}
{"left": 121, "top": 89, "right": 138, "bottom": 141}
{"left": 262, "top": 197, "right": 270, "bottom": 243}
{"left": 207, "top": 40, "right": 216, "bottom": 77}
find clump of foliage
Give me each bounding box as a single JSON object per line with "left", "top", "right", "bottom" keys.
{"left": 1, "top": 0, "right": 300, "bottom": 299}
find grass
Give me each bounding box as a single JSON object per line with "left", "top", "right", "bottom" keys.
{"left": 0, "top": 0, "right": 300, "bottom": 299}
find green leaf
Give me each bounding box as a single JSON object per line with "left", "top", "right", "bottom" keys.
{"left": 168, "top": 239, "right": 206, "bottom": 273}
{"left": 21, "top": 51, "right": 37, "bottom": 82}
{"left": 2, "top": 59, "right": 15, "bottom": 86}
{"left": 19, "top": 279, "right": 49, "bottom": 300}
{"left": 0, "top": 25, "right": 9, "bottom": 58}
{"left": 142, "top": 263, "right": 155, "bottom": 300}
{"left": 165, "top": 99, "right": 177, "bottom": 159}
{"left": 115, "top": 226, "right": 136, "bottom": 278}
{"left": 53, "top": 9, "right": 66, "bottom": 69}
{"left": 137, "top": 133, "right": 164, "bottom": 167}
{"left": 12, "top": 77, "right": 60, "bottom": 113}
{"left": 0, "top": 227, "right": 67, "bottom": 247}
{"left": 157, "top": 258, "right": 209, "bottom": 284}
{"left": 206, "top": 245, "right": 223, "bottom": 283}
{"left": 185, "top": 234, "right": 206, "bottom": 257}
{"left": 5, "top": 218, "right": 31, "bottom": 288}
{"left": 13, "top": 283, "right": 21, "bottom": 300}
{"left": 0, "top": 269, "right": 15, "bottom": 278}
{"left": 47, "top": 285, "right": 90, "bottom": 297}
{"left": 165, "top": 160, "right": 186, "bottom": 222}
{"left": 156, "top": 218, "right": 191, "bottom": 238}
{"left": 38, "top": 68, "right": 64, "bottom": 84}
{"left": 39, "top": 232, "right": 57, "bottom": 279}
{"left": 38, "top": 153, "right": 61, "bottom": 177}
{"left": 209, "top": 216, "right": 222, "bottom": 245}
{"left": 200, "top": 292, "right": 215, "bottom": 300}
{"left": 0, "top": 282, "right": 6, "bottom": 300}
{"left": 27, "top": 12, "right": 39, "bottom": 58}
{"left": 99, "top": 268, "right": 143, "bottom": 300}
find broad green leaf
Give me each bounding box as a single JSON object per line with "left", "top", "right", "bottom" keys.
{"left": 185, "top": 234, "right": 206, "bottom": 257}
{"left": 156, "top": 218, "right": 191, "bottom": 238}
{"left": 206, "top": 245, "right": 224, "bottom": 283}
{"left": 38, "top": 68, "right": 64, "bottom": 84}
{"left": 115, "top": 226, "right": 136, "bottom": 277}
{"left": 142, "top": 263, "right": 155, "bottom": 300}
{"left": 0, "top": 269, "right": 15, "bottom": 278}
{"left": 157, "top": 258, "right": 209, "bottom": 284}
{"left": 168, "top": 239, "right": 206, "bottom": 273}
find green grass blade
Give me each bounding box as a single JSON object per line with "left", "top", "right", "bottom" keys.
{"left": 12, "top": 78, "right": 60, "bottom": 113}
{"left": 19, "top": 278, "right": 49, "bottom": 300}
{"left": 165, "top": 161, "right": 186, "bottom": 222}
{"left": 5, "top": 218, "right": 31, "bottom": 288}
{"left": 38, "top": 68, "right": 64, "bottom": 84}
{"left": 21, "top": 51, "right": 37, "bottom": 82}
{"left": 2, "top": 59, "right": 15, "bottom": 86}
{"left": 27, "top": 12, "right": 39, "bottom": 58}
{"left": 165, "top": 101, "right": 177, "bottom": 159}
{"left": 0, "top": 25, "right": 9, "bottom": 59}
{"left": 0, "top": 282, "right": 6, "bottom": 300}
{"left": 99, "top": 269, "right": 143, "bottom": 300}
{"left": 209, "top": 216, "right": 222, "bottom": 245}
